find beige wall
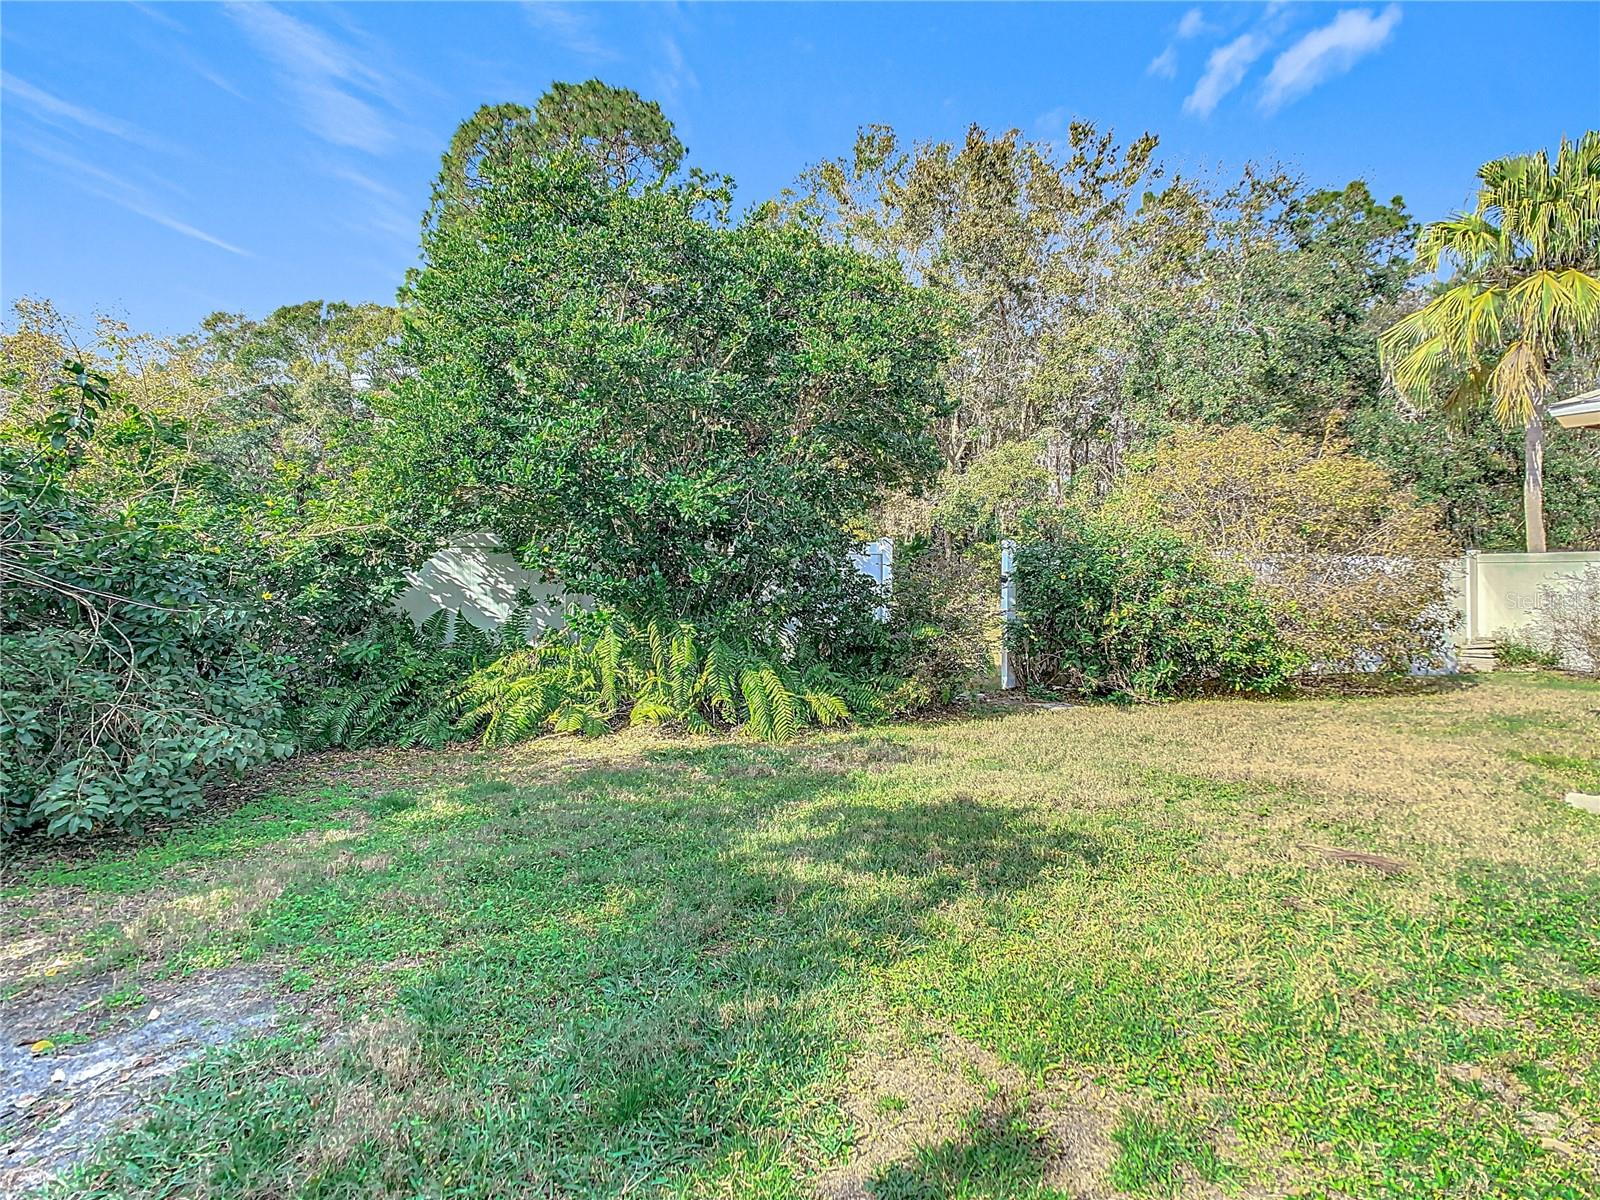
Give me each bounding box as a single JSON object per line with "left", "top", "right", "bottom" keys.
{"left": 1454, "top": 551, "right": 1600, "bottom": 644}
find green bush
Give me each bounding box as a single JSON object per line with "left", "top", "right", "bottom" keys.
{"left": 2, "top": 366, "right": 289, "bottom": 837}
{"left": 1006, "top": 520, "right": 1299, "bottom": 701}
{"left": 301, "top": 611, "right": 912, "bottom": 751}
{"left": 1107, "top": 426, "right": 1456, "bottom": 675}
{"left": 887, "top": 548, "right": 995, "bottom": 702}
{"left": 1492, "top": 635, "right": 1559, "bottom": 670}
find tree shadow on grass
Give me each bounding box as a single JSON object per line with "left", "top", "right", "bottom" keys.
{"left": 865, "top": 1103, "right": 1057, "bottom": 1200}
{"left": 384, "top": 743, "right": 1103, "bottom": 1188}
{"left": 781, "top": 791, "right": 1101, "bottom": 888}
{"left": 44, "top": 738, "right": 1112, "bottom": 1198}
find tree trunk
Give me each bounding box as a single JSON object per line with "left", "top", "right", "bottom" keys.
{"left": 1523, "top": 410, "right": 1547, "bottom": 554}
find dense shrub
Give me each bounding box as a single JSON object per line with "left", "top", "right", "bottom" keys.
{"left": 886, "top": 548, "right": 995, "bottom": 702}
{"left": 1007, "top": 519, "right": 1298, "bottom": 701}
{"left": 1538, "top": 566, "right": 1600, "bottom": 673}
{"left": 384, "top": 141, "right": 950, "bottom": 644}
{"left": 1, "top": 366, "right": 288, "bottom": 836}
{"left": 1108, "top": 426, "right": 1456, "bottom": 674}
{"left": 1, "top": 302, "right": 420, "bottom": 720}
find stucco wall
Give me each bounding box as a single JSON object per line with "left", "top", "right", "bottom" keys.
{"left": 1455, "top": 551, "right": 1600, "bottom": 643}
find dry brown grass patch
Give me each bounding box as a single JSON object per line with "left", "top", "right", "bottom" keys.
{"left": 812, "top": 1030, "right": 1122, "bottom": 1200}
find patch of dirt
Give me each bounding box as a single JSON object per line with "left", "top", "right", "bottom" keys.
{"left": 1444, "top": 1060, "right": 1529, "bottom": 1109}
{"left": 808, "top": 740, "right": 932, "bottom": 774}
{"left": 0, "top": 966, "right": 285, "bottom": 1194}
{"left": 812, "top": 1032, "right": 1121, "bottom": 1200}
{"left": 1307, "top": 845, "right": 1410, "bottom": 876}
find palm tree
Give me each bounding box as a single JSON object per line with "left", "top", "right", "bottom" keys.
{"left": 1380, "top": 132, "right": 1600, "bottom": 552}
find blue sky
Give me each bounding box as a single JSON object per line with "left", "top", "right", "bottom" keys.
{"left": 3, "top": 1, "right": 1597, "bottom": 335}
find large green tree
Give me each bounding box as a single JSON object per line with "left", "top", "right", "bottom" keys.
{"left": 196, "top": 299, "right": 402, "bottom": 492}
{"left": 1380, "top": 132, "right": 1600, "bottom": 552}
{"left": 1108, "top": 176, "right": 1415, "bottom": 440}
{"left": 432, "top": 80, "right": 685, "bottom": 223}
{"left": 786, "top": 126, "right": 1426, "bottom": 502}
{"left": 782, "top": 121, "right": 1157, "bottom": 478}
{"left": 385, "top": 110, "right": 950, "bottom": 639}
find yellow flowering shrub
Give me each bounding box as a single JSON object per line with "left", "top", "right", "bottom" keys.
{"left": 1107, "top": 426, "right": 1458, "bottom": 674}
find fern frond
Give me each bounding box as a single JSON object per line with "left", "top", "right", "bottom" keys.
{"left": 700, "top": 639, "right": 740, "bottom": 721}
{"left": 802, "top": 689, "right": 849, "bottom": 726}
{"left": 629, "top": 697, "right": 677, "bottom": 726}
{"left": 740, "top": 666, "right": 771, "bottom": 739}
{"left": 743, "top": 666, "right": 798, "bottom": 742}
{"left": 595, "top": 619, "right": 624, "bottom": 711}
{"left": 550, "top": 699, "right": 604, "bottom": 736}
{"left": 325, "top": 689, "right": 365, "bottom": 746}
{"left": 647, "top": 619, "right": 669, "bottom": 680}
{"left": 668, "top": 624, "right": 700, "bottom": 710}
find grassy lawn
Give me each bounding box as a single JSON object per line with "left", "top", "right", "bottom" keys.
{"left": 5, "top": 673, "right": 1599, "bottom": 1199}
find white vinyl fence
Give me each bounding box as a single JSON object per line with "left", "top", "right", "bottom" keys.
{"left": 397, "top": 534, "right": 897, "bottom": 641}
{"left": 399, "top": 537, "right": 1597, "bottom": 676}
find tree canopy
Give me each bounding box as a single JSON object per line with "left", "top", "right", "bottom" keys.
{"left": 431, "top": 80, "right": 686, "bottom": 224}
{"left": 388, "top": 131, "right": 950, "bottom": 639}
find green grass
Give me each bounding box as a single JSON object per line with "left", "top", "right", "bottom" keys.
{"left": 1109, "top": 1111, "right": 1234, "bottom": 1196}
{"left": 6, "top": 674, "right": 1600, "bottom": 1199}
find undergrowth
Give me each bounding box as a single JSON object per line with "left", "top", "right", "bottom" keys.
{"left": 299, "top": 610, "right": 916, "bottom": 750}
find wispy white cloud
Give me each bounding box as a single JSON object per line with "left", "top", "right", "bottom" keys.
{"left": 1149, "top": 7, "right": 1214, "bottom": 84}
{"left": 1261, "top": 5, "right": 1402, "bottom": 112}
{"left": 161, "top": 39, "right": 251, "bottom": 102}
{"left": 128, "top": 2, "right": 186, "bottom": 32}
{"left": 226, "top": 2, "right": 398, "bottom": 151}
{"left": 1, "top": 72, "right": 172, "bottom": 151}
{"left": 1184, "top": 29, "right": 1274, "bottom": 116}
{"left": 522, "top": 1, "right": 617, "bottom": 60}
{"left": 651, "top": 32, "right": 698, "bottom": 111}
{"left": 322, "top": 161, "right": 407, "bottom": 207}
{"left": 125, "top": 3, "right": 249, "bottom": 101}
{"left": 17, "top": 137, "right": 249, "bottom": 256}
{"left": 121, "top": 202, "right": 251, "bottom": 256}
{"left": 319, "top": 160, "right": 415, "bottom": 240}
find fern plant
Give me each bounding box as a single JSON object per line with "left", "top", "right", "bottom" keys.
{"left": 303, "top": 609, "right": 913, "bottom": 753}
{"left": 435, "top": 614, "right": 904, "bottom": 748}
{"left": 298, "top": 612, "right": 514, "bottom": 750}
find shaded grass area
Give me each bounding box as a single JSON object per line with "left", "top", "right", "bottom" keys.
{"left": 4, "top": 672, "right": 1599, "bottom": 1198}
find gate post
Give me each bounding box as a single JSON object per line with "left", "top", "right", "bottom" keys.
{"left": 999, "top": 538, "right": 1018, "bottom": 690}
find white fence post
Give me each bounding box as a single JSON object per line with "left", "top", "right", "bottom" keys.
{"left": 999, "top": 538, "right": 1018, "bottom": 690}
